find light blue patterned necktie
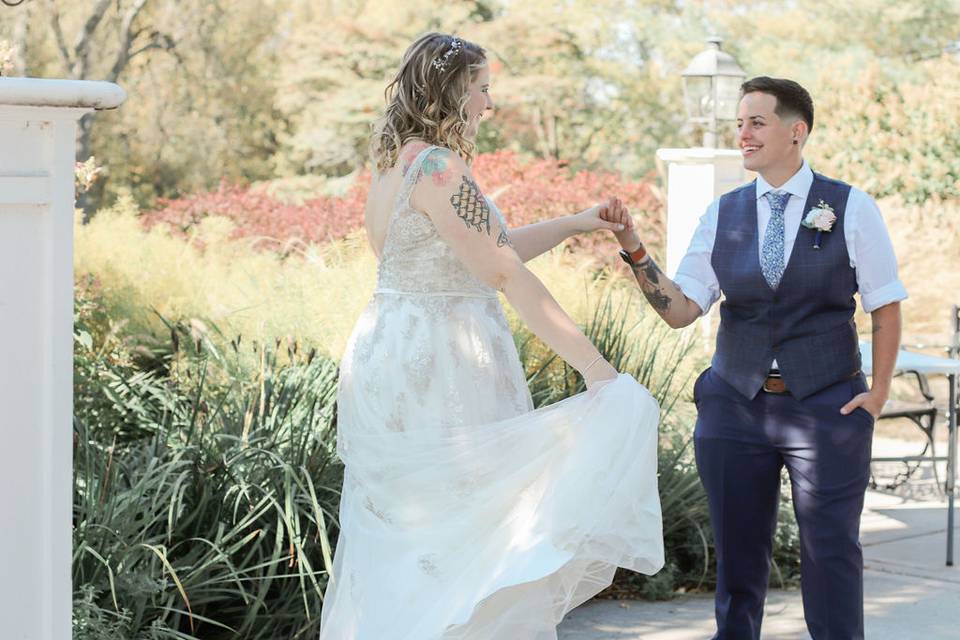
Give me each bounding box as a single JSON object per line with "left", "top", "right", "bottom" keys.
{"left": 761, "top": 190, "right": 790, "bottom": 289}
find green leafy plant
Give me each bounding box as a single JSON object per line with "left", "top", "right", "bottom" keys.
{"left": 74, "top": 286, "right": 342, "bottom": 639}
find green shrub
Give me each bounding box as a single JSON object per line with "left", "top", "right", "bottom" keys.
{"left": 73, "top": 281, "right": 801, "bottom": 637}
{"left": 74, "top": 285, "right": 341, "bottom": 639}
{"left": 811, "top": 56, "right": 960, "bottom": 206}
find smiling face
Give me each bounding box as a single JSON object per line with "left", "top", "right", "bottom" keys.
{"left": 463, "top": 63, "right": 493, "bottom": 140}
{"left": 737, "top": 91, "right": 807, "bottom": 183}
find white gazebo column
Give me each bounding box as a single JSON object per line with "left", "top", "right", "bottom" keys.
{"left": 0, "top": 77, "right": 124, "bottom": 640}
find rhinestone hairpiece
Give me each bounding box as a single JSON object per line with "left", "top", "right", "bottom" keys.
{"left": 432, "top": 38, "right": 463, "bottom": 73}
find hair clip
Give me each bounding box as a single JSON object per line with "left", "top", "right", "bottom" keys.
{"left": 432, "top": 38, "right": 463, "bottom": 73}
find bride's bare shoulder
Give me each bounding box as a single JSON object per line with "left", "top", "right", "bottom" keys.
{"left": 396, "top": 140, "right": 432, "bottom": 176}
{"left": 399, "top": 141, "right": 466, "bottom": 179}
{"left": 408, "top": 150, "right": 476, "bottom": 220}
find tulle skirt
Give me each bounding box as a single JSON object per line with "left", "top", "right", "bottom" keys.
{"left": 319, "top": 292, "right": 664, "bottom": 639}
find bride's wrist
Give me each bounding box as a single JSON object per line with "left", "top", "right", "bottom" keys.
{"left": 568, "top": 210, "right": 588, "bottom": 235}
{"left": 584, "top": 359, "right": 618, "bottom": 387}
{"left": 581, "top": 354, "right": 604, "bottom": 376}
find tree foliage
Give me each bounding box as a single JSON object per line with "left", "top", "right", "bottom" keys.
{"left": 3, "top": 0, "right": 957, "bottom": 208}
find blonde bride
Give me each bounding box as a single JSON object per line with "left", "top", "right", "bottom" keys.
{"left": 319, "top": 32, "right": 664, "bottom": 640}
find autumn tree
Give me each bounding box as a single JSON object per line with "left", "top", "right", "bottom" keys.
{"left": 34, "top": 0, "right": 179, "bottom": 163}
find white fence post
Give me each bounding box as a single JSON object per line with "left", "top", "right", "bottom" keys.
{"left": 655, "top": 147, "right": 749, "bottom": 352}
{"left": 655, "top": 147, "right": 749, "bottom": 278}
{"left": 0, "top": 77, "right": 125, "bottom": 640}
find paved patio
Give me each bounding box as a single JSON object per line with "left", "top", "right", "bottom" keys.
{"left": 559, "top": 438, "right": 960, "bottom": 639}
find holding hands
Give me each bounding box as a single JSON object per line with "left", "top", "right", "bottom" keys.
{"left": 595, "top": 197, "right": 643, "bottom": 253}
{"left": 574, "top": 198, "right": 630, "bottom": 235}
{"left": 506, "top": 195, "right": 655, "bottom": 389}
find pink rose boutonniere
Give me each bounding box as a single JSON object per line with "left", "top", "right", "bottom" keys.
{"left": 801, "top": 200, "right": 837, "bottom": 249}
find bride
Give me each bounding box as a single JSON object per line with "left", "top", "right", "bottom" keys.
{"left": 319, "top": 32, "right": 664, "bottom": 640}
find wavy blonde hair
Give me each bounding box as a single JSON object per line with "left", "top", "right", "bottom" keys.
{"left": 371, "top": 33, "right": 487, "bottom": 172}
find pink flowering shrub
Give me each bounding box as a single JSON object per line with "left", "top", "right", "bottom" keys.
{"left": 473, "top": 151, "right": 663, "bottom": 261}
{"left": 143, "top": 151, "right": 663, "bottom": 261}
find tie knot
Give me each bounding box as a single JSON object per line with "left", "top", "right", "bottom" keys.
{"left": 764, "top": 190, "right": 790, "bottom": 213}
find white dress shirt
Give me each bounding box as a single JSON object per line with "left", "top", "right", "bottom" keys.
{"left": 673, "top": 161, "right": 908, "bottom": 369}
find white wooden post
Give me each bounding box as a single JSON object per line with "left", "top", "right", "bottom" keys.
{"left": 655, "top": 148, "right": 749, "bottom": 351}
{"left": 655, "top": 148, "right": 749, "bottom": 278}
{"left": 0, "top": 77, "right": 125, "bottom": 640}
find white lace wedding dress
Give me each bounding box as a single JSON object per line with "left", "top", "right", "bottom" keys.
{"left": 319, "top": 147, "right": 664, "bottom": 639}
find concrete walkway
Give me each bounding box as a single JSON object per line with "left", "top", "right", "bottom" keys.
{"left": 559, "top": 476, "right": 959, "bottom": 638}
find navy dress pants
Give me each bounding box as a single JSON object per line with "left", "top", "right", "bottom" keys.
{"left": 693, "top": 368, "right": 874, "bottom": 640}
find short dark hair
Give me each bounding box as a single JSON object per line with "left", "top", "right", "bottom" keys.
{"left": 740, "top": 76, "right": 814, "bottom": 133}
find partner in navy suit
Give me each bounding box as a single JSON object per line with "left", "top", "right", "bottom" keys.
{"left": 602, "top": 76, "right": 907, "bottom": 639}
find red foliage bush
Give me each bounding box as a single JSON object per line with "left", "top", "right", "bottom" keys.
{"left": 473, "top": 151, "right": 664, "bottom": 261}
{"left": 142, "top": 177, "right": 371, "bottom": 254}
{"left": 142, "top": 151, "right": 663, "bottom": 261}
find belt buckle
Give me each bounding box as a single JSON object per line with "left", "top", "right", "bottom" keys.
{"left": 763, "top": 372, "right": 784, "bottom": 394}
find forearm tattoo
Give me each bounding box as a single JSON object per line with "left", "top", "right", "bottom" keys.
{"left": 451, "top": 175, "right": 491, "bottom": 235}
{"left": 632, "top": 259, "right": 672, "bottom": 313}
{"left": 496, "top": 227, "right": 512, "bottom": 248}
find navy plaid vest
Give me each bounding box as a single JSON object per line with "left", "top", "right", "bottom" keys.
{"left": 710, "top": 173, "right": 861, "bottom": 400}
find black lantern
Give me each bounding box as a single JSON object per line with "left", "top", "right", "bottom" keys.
{"left": 681, "top": 37, "right": 747, "bottom": 148}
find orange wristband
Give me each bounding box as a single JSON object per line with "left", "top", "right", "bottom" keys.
{"left": 619, "top": 244, "right": 648, "bottom": 266}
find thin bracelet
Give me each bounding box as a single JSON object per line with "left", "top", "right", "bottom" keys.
{"left": 582, "top": 355, "right": 604, "bottom": 374}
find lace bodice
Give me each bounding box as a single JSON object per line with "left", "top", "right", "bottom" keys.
{"left": 376, "top": 145, "right": 501, "bottom": 297}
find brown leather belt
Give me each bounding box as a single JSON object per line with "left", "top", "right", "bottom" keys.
{"left": 762, "top": 374, "right": 788, "bottom": 394}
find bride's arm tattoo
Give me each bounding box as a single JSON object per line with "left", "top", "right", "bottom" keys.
{"left": 404, "top": 146, "right": 456, "bottom": 186}
{"left": 422, "top": 152, "right": 456, "bottom": 186}
{"left": 450, "top": 175, "right": 492, "bottom": 235}
{"left": 415, "top": 151, "right": 511, "bottom": 249}
{"left": 631, "top": 259, "right": 672, "bottom": 313}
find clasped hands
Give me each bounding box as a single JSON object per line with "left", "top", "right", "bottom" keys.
{"left": 577, "top": 197, "right": 643, "bottom": 253}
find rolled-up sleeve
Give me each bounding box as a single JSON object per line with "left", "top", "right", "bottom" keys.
{"left": 846, "top": 189, "right": 908, "bottom": 313}
{"left": 672, "top": 200, "right": 722, "bottom": 316}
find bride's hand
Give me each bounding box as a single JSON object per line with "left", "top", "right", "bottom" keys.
{"left": 573, "top": 198, "right": 628, "bottom": 234}
{"left": 595, "top": 198, "right": 638, "bottom": 247}
{"left": 583, "top": 358, "right": 618, "bottom": 390}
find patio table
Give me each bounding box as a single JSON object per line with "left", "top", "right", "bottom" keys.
{"left": 861, "top": 341, "right": 960, "bottom": 566}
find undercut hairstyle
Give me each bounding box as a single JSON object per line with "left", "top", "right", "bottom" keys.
{"left": 740, "top": 76, "right": 814, "bottom": 133}
{"left": 371, "top": 33, "right": 487, "bottom": 172}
